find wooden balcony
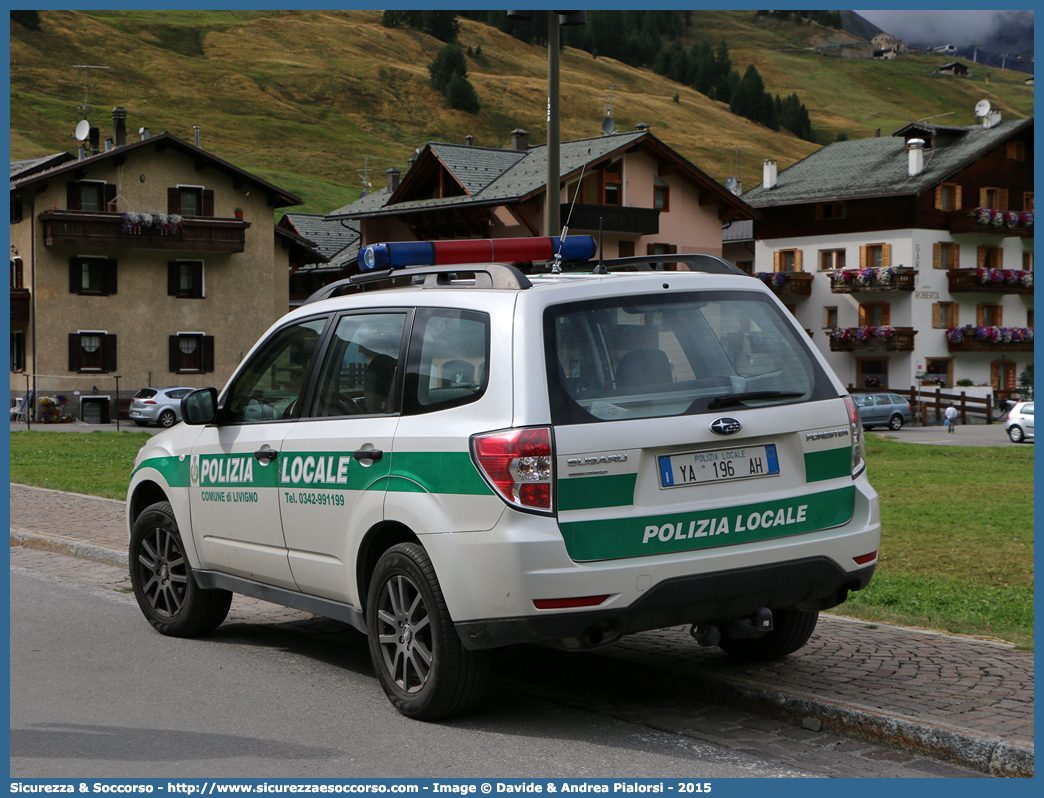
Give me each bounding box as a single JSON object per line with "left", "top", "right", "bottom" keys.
{"left": 947, "top": 269, "right": 1033, "bottom": 295}
{"left": 559, "top": 203, "right": 660, "bottom": 235}
{"left": 829, "top": 326, "right": 917, "bottom": 352}
{"left": 830, "top": 267, "right": 917, "bottom": 293}
{"left": 949, "top": 211, "right": 1033, "bottom": 238}
{"left": 40, "top": 211, "right": 249, "bottom": 253}
{"left": 946, "top": 327, "right": 1034, "bottom": 353}
{"left": 10, "top": 288, "right": 30, "bottom": 322}
{"left": 754, "top": 271, "right": 813, "bottom": 296}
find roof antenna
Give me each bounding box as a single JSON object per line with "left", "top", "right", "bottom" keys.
{"left": 552, "top": 147, "right": 592, "bottom": 274}
{"left": 592, "top": 217, "right": 607, "bottom": 274}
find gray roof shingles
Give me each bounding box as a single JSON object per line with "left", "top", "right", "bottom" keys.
{"left": 743, "top": 118, "right": 1031, "bottom": 207}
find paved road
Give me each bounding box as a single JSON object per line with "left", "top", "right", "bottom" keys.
{"left": 8, "top": 484, "right": 1034, "bottom": 777}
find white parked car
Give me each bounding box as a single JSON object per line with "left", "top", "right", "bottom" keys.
{"left": 1005, "top": 401, "right": 1034, "bottom": 443}
{"left": 126, "top": 236, "right": 880, "bottom": 720}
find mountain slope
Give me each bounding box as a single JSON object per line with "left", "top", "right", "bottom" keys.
{"left": 9, "top": 10, "right": 1034, "bottom": 215}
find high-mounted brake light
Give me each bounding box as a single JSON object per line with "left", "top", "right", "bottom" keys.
{"left": 471, "top": 427, "right": 555, "bottom": 514}
{"left": 358, "top": 236, "right": 597, "bottom": 273}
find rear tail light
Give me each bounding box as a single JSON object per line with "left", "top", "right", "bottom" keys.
{"left": 843, "top": 396, "right": 867, "bottom": 478}
{"left": 471, "top": 427, "right": 555, "bottom": 514}
{"left": 143, "top": 400, "right": 157, "bottom": 405}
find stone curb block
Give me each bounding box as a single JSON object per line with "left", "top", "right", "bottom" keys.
{"left": 11, "top": 529, "right": 129, "bottom": 569}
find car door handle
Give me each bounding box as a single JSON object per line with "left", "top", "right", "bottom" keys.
{"left": 254, "top": 449, "right": 278, "bottom": 464}
{"left": 353, "top": 449, "right": 383, "bottom": 462}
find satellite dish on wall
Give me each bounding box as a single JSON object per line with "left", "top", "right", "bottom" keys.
{"left": 601, "top": 116, "right": 616, "bottom": 135}
{"left": 726, "top": 176, "right": 738, "bottom": 191}
{"left": 974, "top": 99, "right": 992, "bottom": 118}
{"left": 74, "top": 119, "right": 90, "bottom": 141}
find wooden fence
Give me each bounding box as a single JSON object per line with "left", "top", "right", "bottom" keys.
{"left": 847, "top": 385, "right": 995, "bottom": 425}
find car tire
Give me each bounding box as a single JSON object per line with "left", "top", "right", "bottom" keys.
{"left": 1008, "top": 425, "right": 1025, "bottom": 443}
{"left": 719, "top": 608, "right": 819, "bottom": 661}
{"left": 366, "top": 542, "right": 490, "bottom": 721}
{"left": 888, "top": 414, "right": 904, "bottom": 431}
{"left": 129, "top": 501, "right": 232, "bottom": 637}
{"left": 158, "top": 409, "right": 177, "bottom": 428}
{"left": 133, "top": 420, "right": 149, "bottom": 427}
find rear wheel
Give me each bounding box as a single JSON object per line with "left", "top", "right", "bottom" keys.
{"left": 366, "top": 543, "right": 489, "bottom": 720}
{"left": 129, "top": 501, "right": 232, "bottom": 637}
{"left": 1008, "top": 425, "right": 1025, "bottom": 443}
{"left": 158, "top": 409, "right": 177, "bottom": 427}
{"left": 719, "top": 608, "right": 819, "bottom": 661}
{"left": 888, "top": 413, "right": 904, "bottom": 431}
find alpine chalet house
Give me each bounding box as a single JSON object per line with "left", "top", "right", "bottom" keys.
{"left": 328, "top": 126, "right": 757, "bottom": 265}
{"left": 743, "top": 114, "right": 1033, "bottom": 400}
{"left": 9, "top": 108, "right": 321, "bottom": 422}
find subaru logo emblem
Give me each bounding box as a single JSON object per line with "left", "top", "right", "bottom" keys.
{"left": 710, "top": 417, "right": 742, "bottom": 435}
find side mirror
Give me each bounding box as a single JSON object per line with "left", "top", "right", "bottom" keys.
{"left": 182, "top": 387, "right": 219, "bottom": 425}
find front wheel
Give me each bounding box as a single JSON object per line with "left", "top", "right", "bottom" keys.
{"left": 719, "top": 608, "right": 819, "bottom": 661}
{"left": 129, "top": 501, "right": 232, "bottom": 637}
{"left": 1009, "top": 425, "right": 1025, "bottom": 443}
{"left": 366, "top": 543, "right": 490, "bottom": 721}
{"left": 889, "top": 414, "right": 904, "bottom": 431}
{"left": 158, "top": 409, "right": 177, "bottom": 428}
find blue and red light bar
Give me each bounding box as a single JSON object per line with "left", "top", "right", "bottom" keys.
{"left": 358, "top": 235, "right": 597, "bottom": 272}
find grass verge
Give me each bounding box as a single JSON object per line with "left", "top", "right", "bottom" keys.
{"left": 8, "top": 431, "right": 1034, "bottom": 648}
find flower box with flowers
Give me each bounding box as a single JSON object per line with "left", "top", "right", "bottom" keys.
{"left": 947, "top": 268, "right": 1033, "bottom": 295}
{"left": 39, "top": 395, "right": 75, "bottom": 423}
{"left": 830, "top": 266, "right": 916, "bottom": 293}
{"left": 946, "top": 326, "right": 1034, "bottom": 352}
{"left": 950, "top": 208, "right": 1034, "bottom": 237}
{"left": 829, "top": 326, "right": 915, "bottom": 351}
{"left": 753, "top": 271, "right": 813, "bottom": 296}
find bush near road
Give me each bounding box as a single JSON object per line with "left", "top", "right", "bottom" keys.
{"left": 8, "top": 431, "right": 1034, "bottom": 648}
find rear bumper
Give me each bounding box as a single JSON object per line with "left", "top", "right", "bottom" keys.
{"left": 455, "top": 557, "right": 875, "bottom": 650}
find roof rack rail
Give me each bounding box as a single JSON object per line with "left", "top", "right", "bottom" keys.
{"left": 303, "top": 262, "right": 533, "bottom": 304}
{"left": 544, "top": 253, "right": 745, "bottom": 276}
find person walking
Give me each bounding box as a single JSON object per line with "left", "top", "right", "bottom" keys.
{"left": 944, "top": 402, "right": 958, "bottom": 433}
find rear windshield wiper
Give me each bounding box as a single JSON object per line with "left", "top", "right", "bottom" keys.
{"left": 707, "top": 391, "right": 804, "bottom": 410}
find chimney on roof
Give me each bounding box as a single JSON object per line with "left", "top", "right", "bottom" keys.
{"left": 88, "top": 126, "right": 100, "bottom": 156}
{"left": 907, "top": 138, "right": 925, "bottom": 177}
{"left": 139, "top": 127, "right": 150, "bottom": 141}
{"left": 634, "top": 122, "right": 650, "bottom": 132}
{"left": 763, "top": 160, "right": 777, "bottom": 190}
{"left": 466, "top": 134, "right": 474, "bottom": 146}
{"left": 112, "top": 106, "right": 127, "bottom": 147}
{"left": 193, "top": 125, "right": 201, "bottom": 147}
{"left": 510, "top": 129, "right": 529, "bottom": 151}
{"left": 387, "top": 167, "right": 401, "bottom": 193}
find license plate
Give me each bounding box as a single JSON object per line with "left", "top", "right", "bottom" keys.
{"left": 659, "top": 444, "right": 780, "bottom": 488}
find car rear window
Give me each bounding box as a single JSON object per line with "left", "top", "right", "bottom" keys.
{"left": 544, "top": 290, "right": 835, "bottom": 424}
{"left": 134, "top": 389, "right": 157, "bottom": 400}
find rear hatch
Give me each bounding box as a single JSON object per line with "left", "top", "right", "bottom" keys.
{"left": 543, "top": 288, "right": 858, "bottom": 562}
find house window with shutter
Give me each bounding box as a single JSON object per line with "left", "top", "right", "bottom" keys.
{"left": 647, "top": 243, "right": 679, "bottom": 270}
{"left": 168, "top": 185, "right": 214, "bottom": 217}
{"left": 69, "top": 257, "right": 117, "bottom": 295}
{"left": 815, "top": 202, "right": 846, "bottom": 220}
{"left": 980, "top": 187, "right": 1008, "bottom": 211}
{"left": 11, "top": 331, "right": 26, "bottom": 372}
{"left": 170, "top": 333, "right": 215, "bottom": 374}
{"left": 860, "top": 243, "right": 890, "bottom": 270}
{"left": 825, "top": 307, "right": 838, "bottom": 328}
{"left": 1024, "top": 193, "right": 1034, "bottom": 213}
{"left": 69, "top": 331, "right": 117, "bottom": 373}
{"left": 654, "top": 185, "right": 670, "bottom": 211}
{"left": 933, "top": 242, "right": 960, "bottom": 269}
{"left": 1023, "top": 252, "right": 1033, "bottom": 271}
{"left": 819, "top": 249, "right": 845, "bottom": 270}
{"left": 618, "top": 241, "right": 635, "bottom": 258}
{"left": 168, "top": 261, "right": 205, "bottom": 298}
{"left": 932, "top": 302, "right": 959, "bottom": 328}
{"left": 992, "top": 361, "right": 1017, "bottom": 391}
{"left": 926, "top": 359, "right": 952, "bottom": 387}
{"left": 977, "top": 303, "right": 1003, "bottom": 328}
{"left": 857, "top": 358, "right": 889, "bottom": 389}
{"left": 11, "top": 198, "right": 23, "bottom": 224}
{"left": 603, "top": 161, "right": 622, "bottom": 205}
{"left": 859, "top": 302, "right": 890, "bottom": 327}
{"left": 67, "top": 181, "right": 116, "bottom": 212}
{"left": 935, "top": 183, "right": 962, "bottom": 211}
{"left": 978, "top": 245, "right": 1003, "bottom": 269}
{"left": 774, "top": 249, "right": 802, "bottom": 272}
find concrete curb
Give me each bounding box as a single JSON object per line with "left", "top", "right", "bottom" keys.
{"left": 9, "top": 527, "right": 1033, "bottom": 777}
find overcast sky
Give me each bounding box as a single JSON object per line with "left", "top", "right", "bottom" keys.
{"left": 854, "top": 9, "right": 1033, "bottom": 47}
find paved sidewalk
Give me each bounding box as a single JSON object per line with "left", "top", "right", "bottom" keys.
{"left": 9, "top": 483, "right": 1033, "bottom": 777}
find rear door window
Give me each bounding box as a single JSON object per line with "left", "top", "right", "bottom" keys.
{"left": 545, "top": 290, "right": 834, "bottom": 424}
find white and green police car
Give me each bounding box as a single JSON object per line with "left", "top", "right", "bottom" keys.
{"left": 126, "top": 235, "right": 879, "bottom": 721}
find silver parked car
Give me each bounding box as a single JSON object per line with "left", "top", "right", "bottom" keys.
{"left": 129, "top": 387, "right": 192, "bottom": 428}
{"left": 1005, "top": 401, "right": 1034, "bottom": 443}
{"left": 855, "top": 393, "right": 912, "bottom": 430}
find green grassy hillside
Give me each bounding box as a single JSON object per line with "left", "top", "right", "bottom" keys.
{"left": 10, "top": 10, "right": 1034, "bottom": 215}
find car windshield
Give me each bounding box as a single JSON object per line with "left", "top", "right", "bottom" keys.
{"left": 544, "top": 290, "right": 834, "bottom": 424}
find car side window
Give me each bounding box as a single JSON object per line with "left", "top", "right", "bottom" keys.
{"left": 309, "top": 313, "right": 407, "bottom": 417}
{"left": 224, "top": 317, "right": 327, "bottom": 423}
{"left": 1025, "top": 404, "right": 1034, "bottom": 416}
{"left": 875, "top": 395, "right": 890, "bottom": 406}
{"left": 889, "top": 395, "right": 904, "bottom": 404}
{"left": 403, "top": 308, "right": 489, "bottom": 415}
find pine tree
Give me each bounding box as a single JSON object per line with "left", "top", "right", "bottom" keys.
{"left": 445, "top": 73, "right": 481, "bottom": 113}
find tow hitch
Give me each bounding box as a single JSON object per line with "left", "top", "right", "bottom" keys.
{"left": 691, "top": 608, "right": 774, "bottom": 648}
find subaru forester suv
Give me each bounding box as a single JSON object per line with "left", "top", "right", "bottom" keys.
{"left": 126, "top": 236, "right": 879, "bottom": 720}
